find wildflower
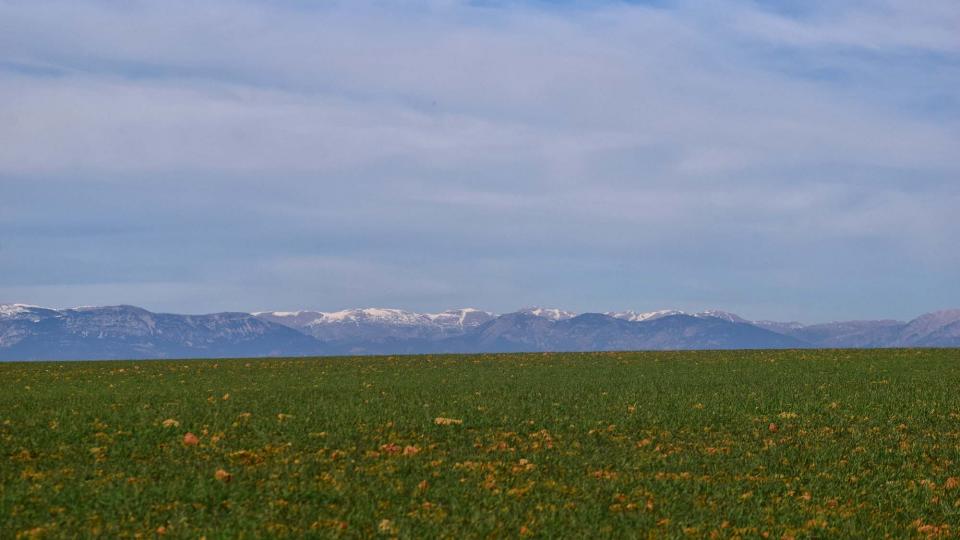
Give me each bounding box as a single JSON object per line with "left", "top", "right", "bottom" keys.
{"left": 378, "top": 519, "right": 396, "bottom": 535}
{"left": 161, "top": 419, "right": 179, "bottom": 428}
{"left": 434, "top": 417, "right": 463, "bottom": 426}
{"left": 512, "top": 458, "right": 536, "bottom": 473}
{"left": 768, "top": 423, "right": 778, "bottom": 433}
{"left": 215, "top": 469, "right": 232, "bottom": 482}
{"left": 183, "top": 432, "right": 200, "bottom": 446}
{"left": 403, "top": 445, "right": 421, "bottom": 456}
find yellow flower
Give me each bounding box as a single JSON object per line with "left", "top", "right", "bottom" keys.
{"left": 377, "top": 519, "right": 396, "bottom": 535}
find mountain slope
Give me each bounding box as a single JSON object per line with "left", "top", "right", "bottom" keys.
{"left": 0, "top": 305, "right": 323, "bottom": 361}
{"left": 755, "top": 310, "right": 960, "bottom": 348}
{"left": 255, "top": 307, "right": 495, "bottom": 348}
{"left": 436, "top": 313, "right": 805, "bottom": 353}
{"left": 3, "top": 303, "right": 959, "bottom": 360}
{"left": 894, "top": 310, "right": 960, "bottom": 347}
{"left": 771, "top": 320, "right": 906, "bottom": 348}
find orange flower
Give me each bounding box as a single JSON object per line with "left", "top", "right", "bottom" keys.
{"left": 215, "top": 469, "right": 232, "bottom": 482}
{"left": 182, "top": 432, "right": 199, "bottom": 446}
{"left": 403, "top": 445, "right": 421, "bottom": 456}
{"left": 768, "top": 423, "right": 778, "bottom": 433}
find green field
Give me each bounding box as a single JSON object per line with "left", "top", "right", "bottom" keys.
{"left": 3, "top": 350, "right": 960, "bottom": 538}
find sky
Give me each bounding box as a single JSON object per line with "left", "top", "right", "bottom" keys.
{"left": 1, "top": 0, "right": 958, "bottom": 323}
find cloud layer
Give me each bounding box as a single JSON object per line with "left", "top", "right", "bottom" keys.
{"left": 1, "top": 0, "right": 958, "bottom": 321}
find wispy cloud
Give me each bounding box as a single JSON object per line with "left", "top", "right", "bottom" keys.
{"left": 1, "top": 0, "right": 957, "bottom": 320}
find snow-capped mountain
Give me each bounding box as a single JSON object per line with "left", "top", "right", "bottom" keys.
{"left": 0, "top": 304, "right": 58, "bottom": 323}
{"left": 517, "top": 307, "right": 577, "bottom": 321}
{"left": 253, "top": 308, "right": 430, "bottom": 328}
{"left": 3, "top": 303, "right": 959, "bottom": 361}
{"left": 605, "top": 309, "right": 684, "bottom": 322}
{"left": 427, "top": 308, "right": 498, "bottom": 328}
{"left": 694, "top": 310, "right": 750, "bottom": 324}
{"left": 256, "top": 307, "right": 495, "bottom": 328}
{"left": 606, "top": 309, "right": 747, "bottom": 323}
{"left": 255, "top": 307, "right": 496, "bottom": 349}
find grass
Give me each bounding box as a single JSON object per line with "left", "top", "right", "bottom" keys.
{"left": 2, "top": 349, "right": 960, "bottom": 538}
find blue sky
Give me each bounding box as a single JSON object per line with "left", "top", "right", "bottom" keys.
{"left": 1, "top": 0, "right": 958, "bottom": 322}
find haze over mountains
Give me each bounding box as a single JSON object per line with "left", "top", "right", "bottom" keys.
{"left": 2, "top": 303, "right": 959, "bottom": 361}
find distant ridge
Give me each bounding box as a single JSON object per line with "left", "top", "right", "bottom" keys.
{"left": 2, "top": 303, "right": 959, "bottom": 361}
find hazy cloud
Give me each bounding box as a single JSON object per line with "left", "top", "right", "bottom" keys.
{"left": 1, "top": 0, "right": 958, "bottom": 321}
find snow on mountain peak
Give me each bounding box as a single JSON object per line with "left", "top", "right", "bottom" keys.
{"left": 255, "top": 310, "right": 305, "bottom": 318}
{"left": 426, "top": 308, "right": 496, "bottom": 328}
{"left": 694, "top": 310, "right": 749, "bottom": 323}
{"left": 309, "top": 308, "right": 428, "bottom": 326}
{"left": 518, "top": 307, "right": 577, "bottom": 321}
{"left": 0, "top": 304, "right": 39, "bottom": 317}
{"left": 255, "top": 307, "right": 497, "bottom": 331}
{"left": 605, "top": 309, "right": 684, "bottom": 322}
{"left": 0, "top": 304, "right": 53, "bottom": 322}
{"left": 606, "top": 309, "right": 748, "bottom": 323}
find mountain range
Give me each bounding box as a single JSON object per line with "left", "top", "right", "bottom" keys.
{"left": 1, "top": 303, "right": 959, "bottom": 361}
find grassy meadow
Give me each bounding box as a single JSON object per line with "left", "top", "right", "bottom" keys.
{"left": 2, "top": 349, "right": 960, "bottom": 538}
